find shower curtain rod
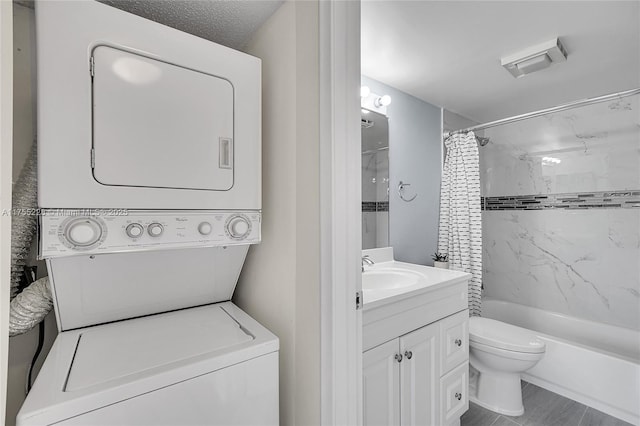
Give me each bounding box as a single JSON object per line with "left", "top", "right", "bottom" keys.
{"left": 444, "top": 87, "right": 640, "bottom": 138}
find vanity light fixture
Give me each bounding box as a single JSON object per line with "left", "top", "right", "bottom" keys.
{"left": 501, "top": 38, "right": 567, "bottom": 78}
{"left": 374, "top": 95, "right": 392, "bottom": 107}
{"left": 361, "top": 90, "right": 391, "bottom": 116}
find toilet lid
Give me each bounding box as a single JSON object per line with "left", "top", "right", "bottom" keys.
{"left": 469, "top": 317, "right": 545, "bottom": 353}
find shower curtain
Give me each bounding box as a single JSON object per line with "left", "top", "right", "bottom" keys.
{"left": 437, "top": 131, "right": 482, "bottom": 316}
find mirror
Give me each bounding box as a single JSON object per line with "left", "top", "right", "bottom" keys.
{"left": 361, "top": 109, "right": 389, "bottom": 249}
{"left": 360, "top": 76, "right": 443, "bottom": 264}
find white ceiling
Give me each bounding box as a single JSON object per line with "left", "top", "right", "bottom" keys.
{"left": 362, "top": 1, "right": 640, "bottom": 124}
{"left": 100, "top": 0, "right": 283, "bottom": 50}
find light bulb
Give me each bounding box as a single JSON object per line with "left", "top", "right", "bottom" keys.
{"left": 374, "top": 95, "right": 391, "bottom": 107}
{"left": 360, "top": 86, "right": 371, "bottom": 98}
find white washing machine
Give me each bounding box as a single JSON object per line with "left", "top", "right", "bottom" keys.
{"left": 17, "top": 1, "right": 277, "bottom": 424}
{"left": 17, "top": 301, "right": 278, "bottom": 425}
{"left": 17, "top": 212, "right": 278, "bottom": 426}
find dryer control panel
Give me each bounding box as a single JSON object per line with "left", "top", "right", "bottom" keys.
{"left": 39, "top": 209, "right": 261, "bottom": 258}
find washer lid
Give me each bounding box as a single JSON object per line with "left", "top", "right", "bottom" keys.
{"left": 65, "top": 304, "right": 253, "bottom": 391}
{"left": 469, "top": 317, "right": 545, "bottom": 354}
{"left": 17, "top": 303, "right": 278, "bottom": 426}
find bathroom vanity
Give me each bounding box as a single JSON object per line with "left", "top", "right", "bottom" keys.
{"left": 362, "top": 248, "right": 471, "bottom": 426}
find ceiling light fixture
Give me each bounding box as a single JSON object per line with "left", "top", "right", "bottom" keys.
{"left": 501, "top": 38, "right": 567, "bottom": 78}
{"left": 360, "top": 86, "right": 371, "bottom": 98}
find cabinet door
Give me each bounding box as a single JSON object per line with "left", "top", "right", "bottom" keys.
{"left": 440, "top": 310, "right": 469, "bottom": 375}
{"left": 399, "top": 323, "right": 440, "bottom": 426}
{"left": 440, "top": 362, "right": 469, "bottom": 425}
{"left": 363, "top": 339, "right": 401, "bottom": 426}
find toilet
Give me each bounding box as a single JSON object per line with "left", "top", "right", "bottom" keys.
{"left": 469, "top": 317, "right": 546, "bottom": 416}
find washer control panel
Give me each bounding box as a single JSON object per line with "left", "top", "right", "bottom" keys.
{"left": 40, "top": 210, "right": 261, "bottom": 258}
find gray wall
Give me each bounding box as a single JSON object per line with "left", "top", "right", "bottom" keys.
{"left": 361, "top": 76, "right": 442, "bottom": 265}
{"left": 235, "top": 3, "right": 321, "bottom": 425}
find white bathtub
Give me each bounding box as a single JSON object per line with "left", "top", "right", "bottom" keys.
{"left": 482, "top": 298, "right": 640, "bottom": 425}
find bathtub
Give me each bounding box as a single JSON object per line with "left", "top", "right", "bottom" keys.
{"left": 481, "top": 298, "right": 640, "bottom": 425}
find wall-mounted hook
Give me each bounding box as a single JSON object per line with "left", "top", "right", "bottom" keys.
{"left": 398, "top": 181, "right": 417, "bottom": 202}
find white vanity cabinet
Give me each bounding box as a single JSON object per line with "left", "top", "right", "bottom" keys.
{"left": 363, "top": 309, "right": 469, "bottom": 426}
{"left": 363, "top": 322, "right": 439, "bottom": 426}
{"left": 360, "top": 249, "right": 472, "bottom": 426}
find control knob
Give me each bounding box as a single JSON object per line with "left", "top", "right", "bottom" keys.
{"left": 63, "top": 217, "right": 104, "bottom": 248}
{"left": 148, "top": 223, "right": 164, "bottom": 237}
{"left": 226, "top": 215, "right": 251, "bottom": 240}
{"left": 125, "top": 223, "right": 144, "bottom": 238}
{"left": 198, "top": 222, "right": 212, "bottom": 235}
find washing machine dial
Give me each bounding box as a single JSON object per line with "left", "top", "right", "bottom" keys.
{"left": 125, "top": 223, "right": 144, "bottom": 238}
{"left": 147, "top": 223, "right": 164, "bottom": 237}
{"left": 62, "top": 217, "right": 105, "bottom": 249}
{"left": 225, "top": 215, "right": 251, "bottom": 240}
{"left": 198, "top": 222, "right": 212, "bottom": 235}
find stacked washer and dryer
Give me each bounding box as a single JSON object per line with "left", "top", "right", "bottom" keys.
{"left": 17, "top": 1, "right": 278, "bottom": 425}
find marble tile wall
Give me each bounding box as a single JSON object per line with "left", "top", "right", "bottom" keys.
{"left": 481, "top": 95, "right": 639, "bottom": 196}
{"left": 483, "top": 209, "right": 640, "bottom": 329}
{"left": 482, "top": 94, "right": 640, "bottom": 330}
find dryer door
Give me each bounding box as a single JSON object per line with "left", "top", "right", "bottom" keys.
{"left": 92, "top": 46, "right": 234, "bottom": 191}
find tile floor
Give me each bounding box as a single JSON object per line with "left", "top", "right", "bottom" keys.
{"left": 461, "top": 381, "right": 633, "bottom": 426}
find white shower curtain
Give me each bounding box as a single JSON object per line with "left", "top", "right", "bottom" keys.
{"left": 437, "top": 131, "right": 482, "bottom": 316}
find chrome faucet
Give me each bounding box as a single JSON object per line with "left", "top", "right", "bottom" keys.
{"left": 362, "top": 255, "right": 375, "bottom": 272}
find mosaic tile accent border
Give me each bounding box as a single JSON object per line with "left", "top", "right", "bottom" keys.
{"left": 482, "top": 190, "right": 640, "bottom": 211}
{"left": 362, "top": 201, "right": 389, "bottom": 212}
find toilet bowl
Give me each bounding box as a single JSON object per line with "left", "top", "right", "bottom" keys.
{"left": 469, "top": 317, "right": 546, "bottom": 416}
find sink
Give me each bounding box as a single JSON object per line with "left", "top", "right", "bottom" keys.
{"left": 362, "top": 269, "right": 422, "bottom": 291}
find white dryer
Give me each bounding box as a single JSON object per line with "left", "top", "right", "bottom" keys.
{"left": 36, "top": 0, "right": 261, "bottom": 210}
{"left": 18, "top": 1, "right": 277, "bottom": 424}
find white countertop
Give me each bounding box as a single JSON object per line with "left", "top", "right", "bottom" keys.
{"left": 362, "top": 260, "right": 471, "bottom": 310}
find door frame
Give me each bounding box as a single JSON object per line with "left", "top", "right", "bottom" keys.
{"left": 0, "top": 1, "right": 14, "bottom": 424}
{"left": 319, "top": 1, "right": 362, "bottom": 425}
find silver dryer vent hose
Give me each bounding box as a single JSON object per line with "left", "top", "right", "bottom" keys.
{"left": 9, "top": 142, "right": 53, "bottom": 336}
{"left": 11, "top": 141, "right": 38, "bottom": 299}
{"left": 9, "top": 277, "right": 52, "bottom": 337}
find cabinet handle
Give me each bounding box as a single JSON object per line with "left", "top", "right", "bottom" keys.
{"left": 455, "top": 339, "right": 462, "bottom": 347}
{"left": 455, "top": 392, "right": 462, "bottom": 401}
{"left": 404, "top": 350, "right": 413, "bottom": 360}
{"left": 395, "top": 353, "right": 403, "bottom": 363}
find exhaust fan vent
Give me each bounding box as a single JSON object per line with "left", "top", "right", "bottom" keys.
{"left": 501, "top": 38, "right": 567, "bottom": 78}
